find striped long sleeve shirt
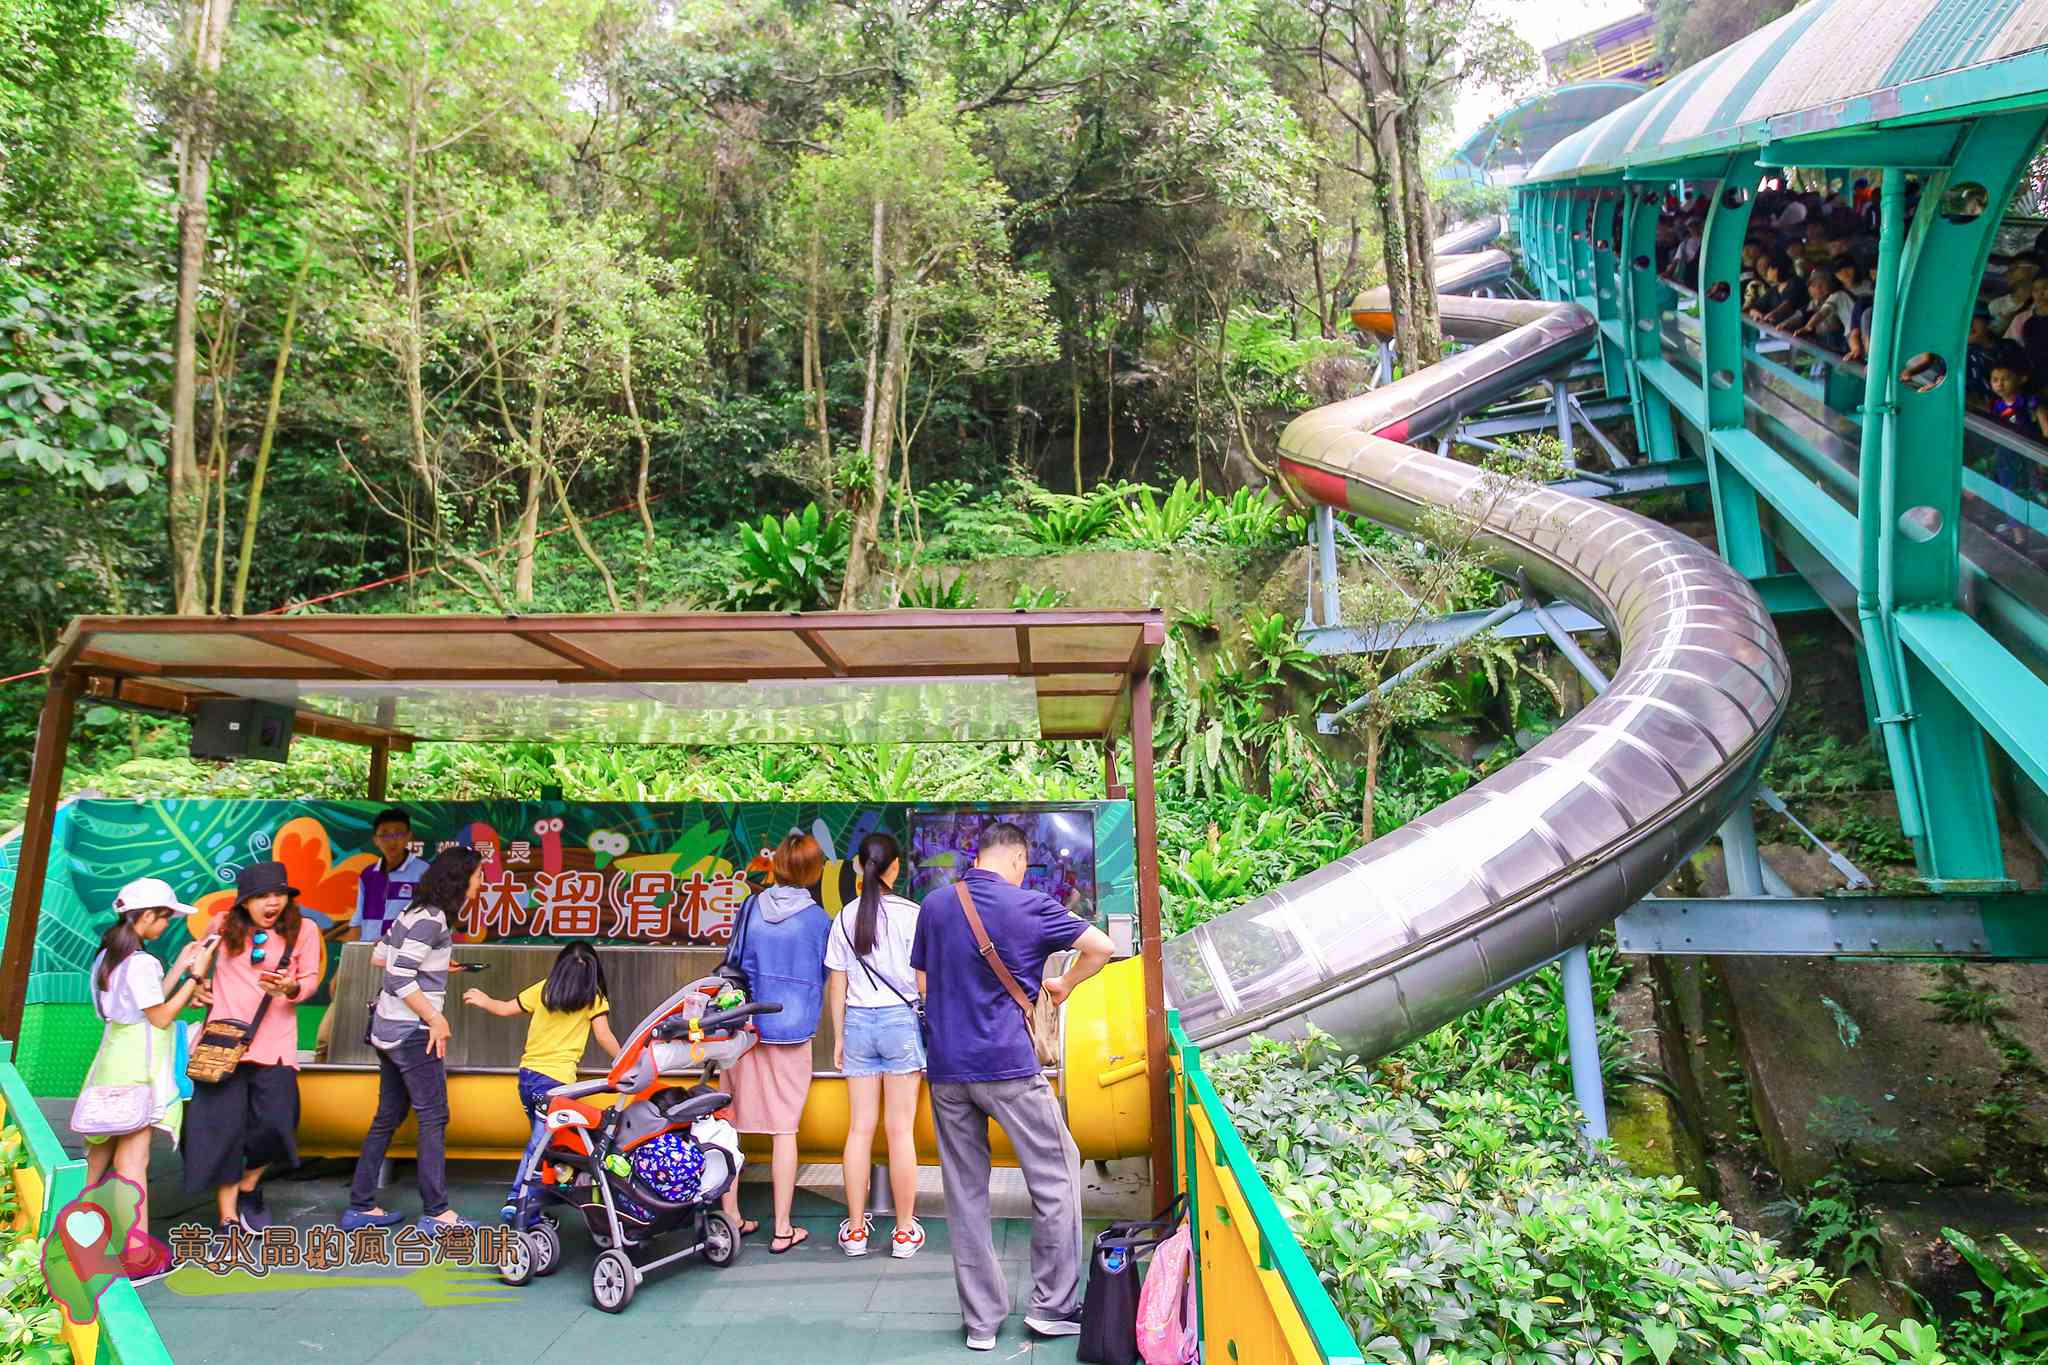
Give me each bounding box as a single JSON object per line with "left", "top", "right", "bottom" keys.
{"left": 370, "top": 900, "right": 452, "bottom": 1051}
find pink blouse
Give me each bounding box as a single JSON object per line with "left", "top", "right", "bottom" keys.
{"left": 205, "top": 918, "right": 325, "bottom": 1068}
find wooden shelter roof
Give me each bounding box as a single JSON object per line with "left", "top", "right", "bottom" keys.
{"left": 51, "top": 609, "right": 1168, "bottom": 749}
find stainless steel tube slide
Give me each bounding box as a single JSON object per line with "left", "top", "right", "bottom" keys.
{"left": 1163, "top": 223, "right": 1789, "bottom": 1056}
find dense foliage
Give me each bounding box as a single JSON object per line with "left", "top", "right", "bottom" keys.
{"left": 1210, "top": 1020, "right": 1953, "bottom": 1365}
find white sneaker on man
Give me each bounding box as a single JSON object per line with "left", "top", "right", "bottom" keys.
{"left": 889, "top": 1218, "right": 925, "bottom": 1259}
{"left": 837, "top": 1215, "right": 872, "bottom": 1257}
{"left": 1025, "top": 1308, "right": 1084, "bottom": 1336}
{"left": 965, "top": 1332, "right": 996, "bottom": 1351}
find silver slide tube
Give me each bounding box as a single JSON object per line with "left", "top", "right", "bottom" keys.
{"left": 1164, "top": 220, "right": 1789, "bottom": 1055}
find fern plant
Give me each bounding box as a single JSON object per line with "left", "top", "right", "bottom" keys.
{"left": 725, "top": 502, "right": 848, "bottom": 610}
{"left": 1212, "top": 487, "right": 1288, "bottom": 547}
{"left": 1118, "top": 479, "right": 1206, "bottom": 548}
{"left": 899, "top": 572, "right": 979, "bottom": 609}
{"left": 1011, "top": 584, "right": 1069, "bottom": 609}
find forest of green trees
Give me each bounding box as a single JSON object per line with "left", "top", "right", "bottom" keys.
{"left": 0, "top": 0, "right": 1526, "bottom": 655}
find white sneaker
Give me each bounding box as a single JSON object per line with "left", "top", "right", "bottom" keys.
{"left": 889, "top": 1218, "right": 925, "bottom": 1259}
{"left": 1025, "top": 1309, "right": 1083, "bottom": 1337}
{"left": 837, "top": 1215, "right": 872, "bottom": 1257}
{"left": 965, "top": 1333, "right": 995, "bottom": 1351}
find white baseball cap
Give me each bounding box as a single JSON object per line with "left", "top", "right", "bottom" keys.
{"left": 111, "top": 877, "right": 198, "bottom": 918}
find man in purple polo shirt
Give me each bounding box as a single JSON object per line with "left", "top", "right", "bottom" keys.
{"left": 354, "top": 808, "right": 430, "bottom": 944}
{"left": 910, "top": 821, "right": 1113, "bottom": 1352}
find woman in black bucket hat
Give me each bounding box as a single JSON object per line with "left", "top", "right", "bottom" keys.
{"left": 181, "top": 860, "right": 324, "bottom": 1235}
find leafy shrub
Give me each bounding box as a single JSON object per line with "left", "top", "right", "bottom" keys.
{"left": 725, "top": 502, "right": 848, "bottom": 610}
{"left": 1211, "top": 486, "right": 1289, "bottom": 547}
{"left": 899, "top": 572, "right": 978, "bottom": 608}
{"left": 1024, "top": 487, "right": 1124, "bottom": 547}
{"left": 1011, "top": 584, "right": 1068, "bottom": 609}
{"left": 0, "top": 1121, "right": 66, "bottom": 1362}
{"left": 1942, "top": 1229, "right": 2048, "bottom": 1363}
{"left": 1208, "top": 1029, "right": 1948, "bottom": 1365}
{"left": 1116, "top": 478, "right": 1206, "bottom": 548}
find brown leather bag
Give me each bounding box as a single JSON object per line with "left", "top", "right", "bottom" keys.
{"left": 186, "top": 932, "right": 295, "bottom": 1085}
{"left": 956, "top": 879, "right": 1060, "bottom": 1068}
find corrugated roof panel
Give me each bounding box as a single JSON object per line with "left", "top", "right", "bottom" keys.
{"left": 1886, "top": 0, "right": 2028, "bottom": 84}
{"left": 1520, "top": 0, "right": 2048, "bottom": 184}
{"left": 1735, "top": 1, "right": 1923, "bottom": 127}
{"left": 1659, "top": 13, "right": 1810, "bottom": 143}
{"left": 1982, "top": 5, "right": 2048, "bottom": 59}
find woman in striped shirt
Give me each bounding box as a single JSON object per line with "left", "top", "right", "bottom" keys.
{"left": 342, "top": 846, "right": 480, "bottom": 1234}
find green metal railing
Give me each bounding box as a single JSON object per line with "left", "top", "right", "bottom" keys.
{"left": 1168, "top": 1013, "right": 1363, "bottom": 1364}
{"left": 0, "top": 1042, "right": 171, "bottom": 1365}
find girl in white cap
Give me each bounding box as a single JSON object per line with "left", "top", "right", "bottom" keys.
{"left": 75, "top": 877, "right": 215, "bottom": 1281}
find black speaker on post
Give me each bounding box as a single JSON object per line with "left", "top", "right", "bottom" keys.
{"left": 190, "top": 699, "right": 296, "bottom": 762}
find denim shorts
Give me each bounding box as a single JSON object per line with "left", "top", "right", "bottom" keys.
{"left": 842, "top": 1004, "right": 926, "bottom": 1077}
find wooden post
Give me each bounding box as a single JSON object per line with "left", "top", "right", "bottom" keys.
{"left": 0, "top": 673, "right": 81, "bottom": 1041}
{"left": 367, "top": 743, "right": 391, "bottom": 801}
{"left": 1128, "top": 670, "right": 1173, "bottom": 1211}
{"left": 1102, "top": 737, "right": 1125, "bottom": 799}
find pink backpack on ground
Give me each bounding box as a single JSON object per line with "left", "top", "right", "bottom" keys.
{"left": 1135, "top": 1221, "right": 1198, "bottom": 1365}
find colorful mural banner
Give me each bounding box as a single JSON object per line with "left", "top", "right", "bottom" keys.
{"left": 4, "top": 799, "right": 1136, "bottom": 1007}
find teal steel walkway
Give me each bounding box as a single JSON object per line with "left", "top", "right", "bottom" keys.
{"left": 1514, "top": 0, "right": 2048, "bottom": 891}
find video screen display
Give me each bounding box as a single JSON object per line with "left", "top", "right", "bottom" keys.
{"left": 906, "top": 808, "right": 1098, "bottom": 918}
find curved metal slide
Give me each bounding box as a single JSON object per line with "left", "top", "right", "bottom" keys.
{"left": 1163, "top": 219, "right": 1790, "bottom": 1056}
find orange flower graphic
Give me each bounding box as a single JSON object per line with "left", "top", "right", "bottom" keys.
{"left": 185, "top": 817, "right": 377, "bottom": 939}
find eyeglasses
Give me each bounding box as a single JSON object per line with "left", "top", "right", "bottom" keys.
{"left": 250, "top": 930, "right": 270, "bottom": 963}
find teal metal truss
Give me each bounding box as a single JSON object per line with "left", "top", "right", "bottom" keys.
{"left": 1512, "top": 19, "right": 2048, "bottom": 889}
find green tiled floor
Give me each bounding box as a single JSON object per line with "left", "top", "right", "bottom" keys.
{"left": 135, "top": 1169, "right": 1091, "bottom": 1363}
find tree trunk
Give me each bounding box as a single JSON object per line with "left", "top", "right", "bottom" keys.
{"left": 841, "top": 255, "right": 905, "bottom": 609}
{"left": 512, "top": 306, "right": 567, "bottom": 604}
{"left": 167, "top": 0, "right": 237, "bottom": 614}
{"left": 857, "top": 200, "right": 887, "bottom": 469}
{"left": 230, "top": 260, "right": 306, "bottom": 615}
{"left": 621, "top": 338, "right": 656, "bottom": 610}
{"left": 805, "top": 226, "right": 831, "bottom": 474}
{"left": 544, "top": 460, "right": 622, "bottom": 611}
{"left": 1360, "top": 718, "right": 1382, "bottom": 844}
{"left": 1395, "top": 105, "right": 1444, "bottom": 365}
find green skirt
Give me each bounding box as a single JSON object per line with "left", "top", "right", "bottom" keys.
{"left": 82, "top": 1021, "right": 183, "bottom": 1145}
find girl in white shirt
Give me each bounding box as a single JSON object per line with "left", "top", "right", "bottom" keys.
{"left": 77, "top": 877, "right": 215, "bottom": 1281}
{"left": 825, "top": 832, "right": 926, "bottom": 1258}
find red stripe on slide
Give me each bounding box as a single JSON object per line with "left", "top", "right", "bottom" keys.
{"left": 1373, "top": 419, "right": 1409, "bottom": 440}
{"left": 1280, "top": 459, "right": 1355, "bottom": 511}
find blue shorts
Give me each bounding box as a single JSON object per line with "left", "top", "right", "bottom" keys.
{"left": 842, "top": 1004, "right": 925, "bottom": 1078}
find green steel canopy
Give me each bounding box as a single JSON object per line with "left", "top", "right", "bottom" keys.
{"left": 1451, "top": 80, "right": 1648, "bottom": 182}
{"left": 1527, "top": 0, "right": 2048, "bottom": 181}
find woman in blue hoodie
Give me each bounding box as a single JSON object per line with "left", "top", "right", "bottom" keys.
{"left": 721, "top": 831, "right": 830, "bottom": 1253}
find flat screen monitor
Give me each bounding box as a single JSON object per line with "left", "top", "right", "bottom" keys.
{"left": 906, "top": 808, "right": 1098, "bottom": 918}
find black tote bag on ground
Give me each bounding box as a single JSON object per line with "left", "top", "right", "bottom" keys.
{"left": 1078, "top": 1195, "right": 1186, "bottom": 1365}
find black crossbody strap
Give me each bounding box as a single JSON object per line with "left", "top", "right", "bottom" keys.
{"left": 839, "top": 917, "right": 919, "bottom": 1010}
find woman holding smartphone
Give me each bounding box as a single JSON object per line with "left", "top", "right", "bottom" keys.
{"left": 181, "top": 861, "right": 324, "bottom": 1235}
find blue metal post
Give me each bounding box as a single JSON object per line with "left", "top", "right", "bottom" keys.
{"left": 1561, "top": 944, "right": 1607, "bottom": 1141}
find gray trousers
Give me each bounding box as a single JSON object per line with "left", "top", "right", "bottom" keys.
{"left": 930, "top": 1075, "right": 1083, "bottom": 1335}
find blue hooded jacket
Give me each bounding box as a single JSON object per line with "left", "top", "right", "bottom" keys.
{"left": 734, "top": 884, "right": 830, "bottom": 1044}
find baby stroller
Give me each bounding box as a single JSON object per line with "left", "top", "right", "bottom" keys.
{"left": 497, "top": 977, "right": 780, "bottom": 1313}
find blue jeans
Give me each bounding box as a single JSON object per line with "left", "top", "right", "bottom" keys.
{"left": 842, "top": 1004, "right": 926, "bottom": 1077}
{"left": 506, "top": 1068, "right": 560, "bottom": 1214}
{"left": 348, "top": 1038, "right": 449, "bottom": 1217}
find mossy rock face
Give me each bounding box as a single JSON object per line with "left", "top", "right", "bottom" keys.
{"left": 1607, "top": 1083, "right": 1712, "bottom": 1193}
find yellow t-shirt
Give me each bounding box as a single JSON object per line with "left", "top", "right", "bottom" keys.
{"left": 516, "top": 982, "right": 610, "bottom": 1083}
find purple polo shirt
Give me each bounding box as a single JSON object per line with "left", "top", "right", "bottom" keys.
{"left": 910, "top": 868, "right": 1086, "bottom": 1084}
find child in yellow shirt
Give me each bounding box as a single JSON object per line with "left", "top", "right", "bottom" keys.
{"left": 464, "top": 942, "right": 621, "bottom": 1219}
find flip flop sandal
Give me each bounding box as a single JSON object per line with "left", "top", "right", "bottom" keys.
{"left": 768, "top": 1227, "right": 810, "bottom": 1254}
{"left": 737, "top": 1219, "right": 760, "bottom": 1237}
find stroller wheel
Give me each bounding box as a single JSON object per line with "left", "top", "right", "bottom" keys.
{"left": 528, "top": 1223, "right": 562, "bottom": 1278}
{"left": 498, "top": 1229, "right": 535, "bottom": 1287}
{"left": 591, "top": 1248, "right": 636, "bottom": 1313}
{"left": 702, "top": 1211, "right": 741, "bottom": 1268}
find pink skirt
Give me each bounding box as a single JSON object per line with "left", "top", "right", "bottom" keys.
{"left": 726, "top": 1041, "right": 814, "bottom": 1135}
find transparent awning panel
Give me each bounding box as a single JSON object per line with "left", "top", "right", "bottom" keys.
{"left": 167, "top": 675, "right": 1046, "bottom": 745}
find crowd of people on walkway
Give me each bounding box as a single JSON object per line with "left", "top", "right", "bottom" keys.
{"left": 74, "top": 813, "right": 1114, "bottom": 1352}
{"left": 1655, "top": 175, "right": 2048, "bottom": 510}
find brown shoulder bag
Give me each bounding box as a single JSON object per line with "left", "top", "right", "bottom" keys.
{"left": 186, "top": 931, "right": 295, "bottom": 1084}
{"left": 956, "top": 879, "right": 1060, "bottom": 1068}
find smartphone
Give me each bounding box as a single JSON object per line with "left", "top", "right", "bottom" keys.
{"left": 451, "top": 961, "right": 489, "bottom": 973}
